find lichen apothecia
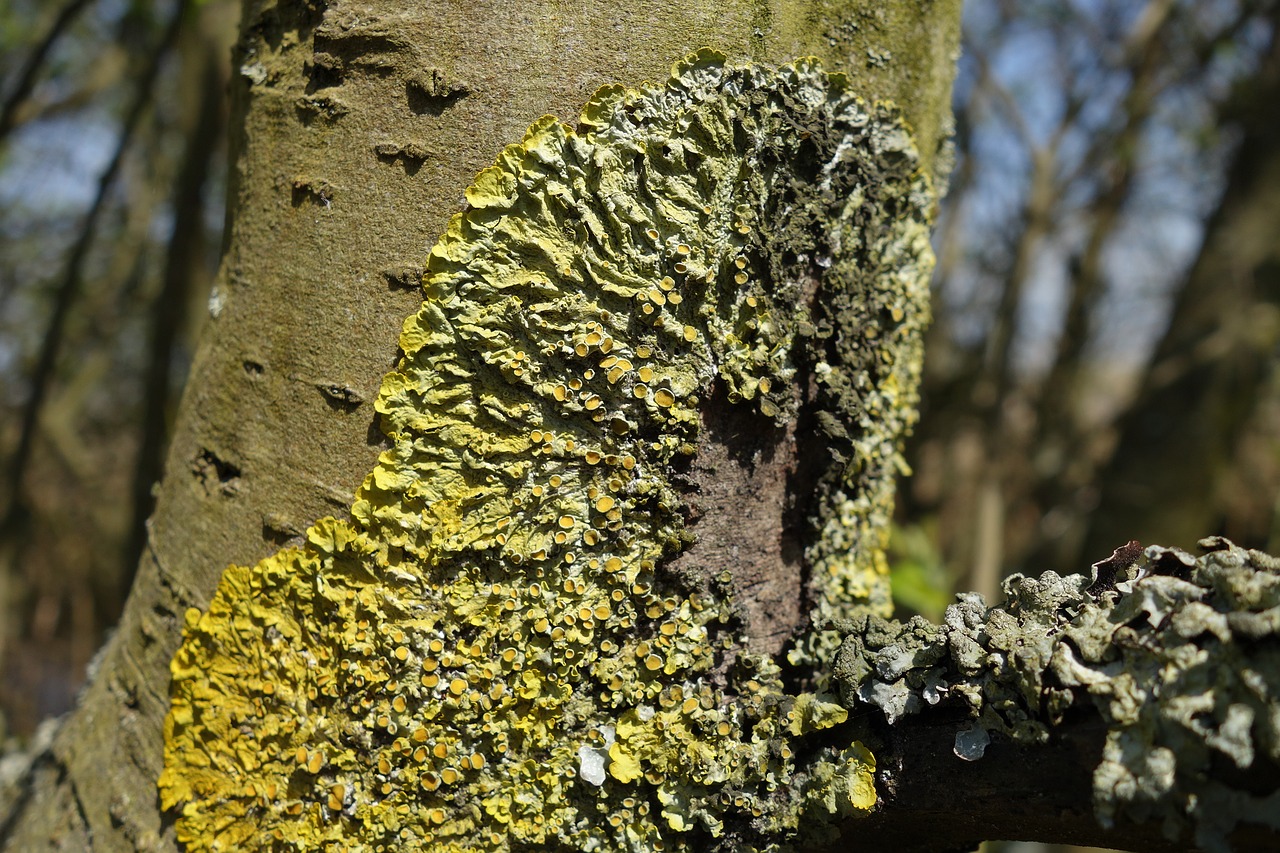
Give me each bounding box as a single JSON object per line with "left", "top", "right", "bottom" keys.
{"left": 160, "top": 49, "right": 935, "bottom": 852}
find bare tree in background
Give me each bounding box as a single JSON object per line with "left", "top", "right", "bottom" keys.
{"left": 901, "top": 0, "right": 1280, "bottom": 610}
{"left": 0, "top": 0, "right": 234, "bottom": 735}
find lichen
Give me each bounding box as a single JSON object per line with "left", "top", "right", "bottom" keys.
{"left": 160, "top": 49, "right": 935, "bottom": 852}
{"left": 834, "top": 537, "right": 1280, "bottom": 851}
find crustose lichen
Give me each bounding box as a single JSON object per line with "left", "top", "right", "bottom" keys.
{"left": 160, "top": 49, "right": 935, "bottom": 852}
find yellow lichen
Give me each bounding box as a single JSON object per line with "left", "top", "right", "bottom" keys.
{"left": 160, "top": 49, "right": 934, "bottom": 852}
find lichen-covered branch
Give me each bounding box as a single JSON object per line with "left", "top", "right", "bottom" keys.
{"left": 159, "top": 52, "right": 935, "bottom": 852}
{"left": 834, "top": 537, "right": 1280, "bottom": 852}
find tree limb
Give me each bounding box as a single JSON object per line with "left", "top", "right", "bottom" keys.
{"left": 834, "top": 538, "right": 1280, "bottom": 852}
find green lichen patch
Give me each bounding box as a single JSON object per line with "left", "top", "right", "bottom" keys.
{"left": 161, "top": 49, "right": 935, "bottom": 852}
{"left": 834, "top": 537, "right": 1280, "bottom": 851}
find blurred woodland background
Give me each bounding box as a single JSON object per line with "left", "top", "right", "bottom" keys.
{"left": 1, "top": 2, "right": 1278, "bottom": 800}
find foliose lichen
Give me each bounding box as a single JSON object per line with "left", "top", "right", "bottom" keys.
{"left": 834, "top": 537, "right": 1280, "bottom": 851}
{"left": 160, "top": 49, "right": 935, "bottom": 852}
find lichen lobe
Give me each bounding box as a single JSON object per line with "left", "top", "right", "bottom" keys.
{"left": 835, "top": 537, "right": 1280, "bottom": 851}
{"left": 161, "top": 49, "right": 934, "bottom": 852}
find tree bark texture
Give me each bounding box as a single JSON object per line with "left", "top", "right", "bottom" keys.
{"left": 0, "top": 1, "right": 962, "bottom": 850}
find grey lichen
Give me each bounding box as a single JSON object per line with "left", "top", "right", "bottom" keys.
{"left": 834, "top": 537, "right": 1280, "bottom": 851}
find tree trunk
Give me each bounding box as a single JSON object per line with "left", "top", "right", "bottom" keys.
{"left": 0, "top": 1, "right": 961, "bottom": 850}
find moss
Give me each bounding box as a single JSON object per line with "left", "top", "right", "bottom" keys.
{"left": 834, "top": 538, "right": 1280, "bottom": 851}
{"left": 160, "top": 50, "right": 935, "bottom": 852}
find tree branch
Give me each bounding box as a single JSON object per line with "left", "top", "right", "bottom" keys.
{"left": 834, "top": 538, "right": 1280, "bottom": 852}
{"left": 0, "top": 0, "right": 94, "bottom": 142}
